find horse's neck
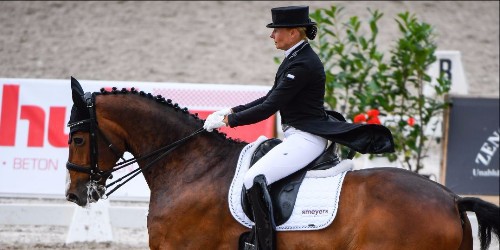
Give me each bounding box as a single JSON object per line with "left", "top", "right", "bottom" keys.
{"left": 144, "top": 135, "right": 245, "bottom": 196}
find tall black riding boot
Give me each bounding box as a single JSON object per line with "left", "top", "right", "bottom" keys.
{"left": 247, "top": 175, "right": 276, "bottom": 250}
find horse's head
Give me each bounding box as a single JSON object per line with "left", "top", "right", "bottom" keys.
{"left": 65, "top": 77, "right": 126, "bottom": 207}
{"left": 65, "top": 77, "right": 242, "bottom": 207}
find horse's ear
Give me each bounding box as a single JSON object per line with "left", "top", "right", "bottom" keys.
{"left": 71, "top": 76, "right": 86, "bottom": 111}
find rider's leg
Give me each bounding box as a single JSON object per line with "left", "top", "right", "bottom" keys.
{"left": 240, "top": 127, "right": 327, "bottom": 250}
{"left": 247, "top": 175, "right": 276, "bottom": 250}
{"left": 243, "top": 127, "right": 327, "bottom": 189}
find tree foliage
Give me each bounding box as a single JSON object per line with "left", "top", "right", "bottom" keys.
{"left": 308, "top": 5, "right": 451, "bottom": 173}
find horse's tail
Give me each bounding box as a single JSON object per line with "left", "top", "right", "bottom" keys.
{"left": 458, "top": 197, "right": 500, "bottom": 250}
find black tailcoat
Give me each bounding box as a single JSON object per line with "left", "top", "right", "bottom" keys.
{"left": 228, "top": 42, "right": 394, "bottom": 154}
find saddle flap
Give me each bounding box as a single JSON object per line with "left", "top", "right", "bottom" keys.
{"left": 250, "top": 138, "right": 282, "bottom": 166}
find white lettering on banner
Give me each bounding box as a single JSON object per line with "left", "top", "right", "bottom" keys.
{"left": 475, "top": 129, "right": 500, "bottom": 166}
{"left": 472, "top": 169, "right": 500, "bottom": 177}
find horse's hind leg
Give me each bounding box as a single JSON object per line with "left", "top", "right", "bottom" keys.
{"left": 458, "top": 211, "right": 473, "bottom": 250}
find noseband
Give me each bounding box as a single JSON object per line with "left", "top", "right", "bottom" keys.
{"left": 66, "top": 92, "right": 204, "bottom": 198}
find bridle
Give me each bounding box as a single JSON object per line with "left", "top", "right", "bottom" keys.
{"left": 66, "top": 92, "right": 204, "bottom": 199}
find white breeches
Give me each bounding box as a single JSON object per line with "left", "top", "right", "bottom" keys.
{"left": 243, "top": 127, "right": 328, "bottom": 189}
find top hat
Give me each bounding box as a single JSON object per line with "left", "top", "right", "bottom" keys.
{"left": 266, "top": 6, "right": 316, "bottom": 28}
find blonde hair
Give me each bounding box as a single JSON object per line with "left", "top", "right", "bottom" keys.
{"left": 296, "top": 27, "right": 308, "bottom": 41}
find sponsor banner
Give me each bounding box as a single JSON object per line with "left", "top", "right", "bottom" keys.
{"left": 0, "top": 78, "right": 275, "bottom": 199}
{"left": 443, "top": 96, "right": 499, "bottom": 195}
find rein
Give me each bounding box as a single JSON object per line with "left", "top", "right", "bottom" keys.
{"left": 66, "top": 92, "right": 205, "bottom": 198}
{"left": 104, "top": 127, "right": 204, "bottom": 196}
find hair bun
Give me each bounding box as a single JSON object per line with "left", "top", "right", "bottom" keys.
{"left": 306, "top": 25, "right": 317, "bottom": 40}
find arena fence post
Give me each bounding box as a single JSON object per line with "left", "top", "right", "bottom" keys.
{"left": 65, "top": 199, "right": 113, "bottom": 244}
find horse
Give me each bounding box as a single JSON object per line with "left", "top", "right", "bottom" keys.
{"left": 65, "top": 78, "right": 499, "bottom": 250}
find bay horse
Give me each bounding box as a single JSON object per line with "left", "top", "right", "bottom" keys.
{"left": 65, "top": 78, "right": 499, "bottom": 250}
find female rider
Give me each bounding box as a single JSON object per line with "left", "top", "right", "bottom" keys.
{"left": 203, "top": 6, "right": 394, "bottom": 250}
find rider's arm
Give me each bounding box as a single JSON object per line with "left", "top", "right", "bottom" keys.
{"left": 227, "top": 64, "right": 309, "bottom": 127}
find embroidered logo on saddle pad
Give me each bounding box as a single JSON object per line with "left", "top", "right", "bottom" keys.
{"left": 228, "top": 136, "right": 353, "bottom": 231}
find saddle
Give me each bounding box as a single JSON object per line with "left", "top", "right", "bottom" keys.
{"left": 240, "top": 138, "right": 341, "bottom": 226}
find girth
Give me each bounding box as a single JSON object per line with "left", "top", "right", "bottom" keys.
{"left": 241, "top": 138, "right": 340, "bottom": 226}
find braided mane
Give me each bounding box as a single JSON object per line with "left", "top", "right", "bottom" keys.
{"left": 97, "top": 86, "right": 244, "bottom": 144}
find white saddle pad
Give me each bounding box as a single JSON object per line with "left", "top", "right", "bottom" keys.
{"left": 228, "top": 136, "right": 353, "bottom": 231}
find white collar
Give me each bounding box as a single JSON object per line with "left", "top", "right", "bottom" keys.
{"left": 284, "top": 40, "right": 305, "bottom": 58}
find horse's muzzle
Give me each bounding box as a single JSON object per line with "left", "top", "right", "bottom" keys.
{"left": 66, "top": 192, "right": 87, "bottom": 207}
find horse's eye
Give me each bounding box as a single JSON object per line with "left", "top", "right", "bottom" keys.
{"left": 73, "top": 137, "right": 84, "bottom": 145}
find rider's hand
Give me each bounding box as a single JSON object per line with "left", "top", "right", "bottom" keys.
{"left": 213, "top": 108, "right": 232, "bottom": 116}
{"left": 203, "top": 113, "right": 226, "bottom": 132}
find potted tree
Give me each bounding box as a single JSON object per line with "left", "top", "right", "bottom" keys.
{"left": 307, "top": 5, "right": 451, "bottom": 174}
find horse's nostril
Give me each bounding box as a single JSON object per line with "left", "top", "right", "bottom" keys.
{"left": 66, "top": 193, "right": 79, "bottom": 204}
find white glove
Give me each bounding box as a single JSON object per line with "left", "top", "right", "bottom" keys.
{"left": 213, "top": 108, "right": 232, "bottom": 116}
{"left": 203, "top": 113, "right": 226, "bottom": 132}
